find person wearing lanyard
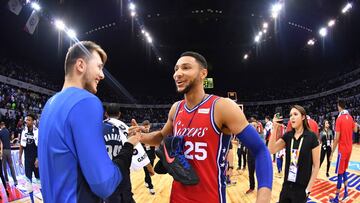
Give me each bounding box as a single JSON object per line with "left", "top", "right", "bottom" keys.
{"left": 319, "top": 120, "right": 333, "bottom": 177}
{"left": 268, "top": 105, "right": 320, "bottom": 203}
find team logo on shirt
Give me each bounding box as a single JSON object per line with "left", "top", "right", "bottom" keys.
{"left": 25, "top": 133, "right": 35, "bottom": 144}
{"left": 174, "top": 120, "right": 208, "bottom": 138}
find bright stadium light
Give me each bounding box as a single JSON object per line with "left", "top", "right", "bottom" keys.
{"left": 319, "top": 27, "right": 327, "bottom": 37}
{"left": 272, "top": 12, "right": 278, "bottom": 19}
{"left": 258, "top": 31, "right": 263, "bottom": 36}
{"left": 263, "top": 29, "right": 267, "bottom": 33}
{"left": 158, "top": 57, "right": 162, "bottom": 61}
{"left": 66, "top": 29, "right": 77, "bottom": 39}
{"left": 263, "top": 22, "right": 268, "bottom": 29}
{"left": 254, "top": 35, "right": 260, "bottom": 43}
{"left": 307, "top": 39, "right": 315, "bottom": 46}
{"left": 129, "top": 2, "right": 136, "bottom": 11}
{"left": 54, "top": 19, "right": 66, "bottom": 31}
{"left": 271, "top": 3, "right": 283, "bottom": 19}
{"left": 131, "top": 11, "right": 136, "bottom": 17}
{"left": 328, "top": 19, "right": 335, "bottom": 27}
{"left": 342, "top": 3, "right": 352, "bottom": 14}
{"left": 31, "top": 2, "right": 41, "bottom": 11}
{"left": 141, "top": 29, "right": 145, "bottom": 34}
{"left": 147, "top": 36, "right": 153, "bottom": 43}
{"left": 243, "top": 54, "right": 249, "bottom": 60}
{"left": 272, "top": 3, "right": 283, "bottom": 13}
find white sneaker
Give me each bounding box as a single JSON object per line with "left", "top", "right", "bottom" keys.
{"left": 149, "top": 188, "right": 155, "bottom": 195}
{"left": 145, "top": 183, "right": 149, "bottom": 188}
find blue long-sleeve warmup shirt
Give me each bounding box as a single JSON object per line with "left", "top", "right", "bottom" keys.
{"left": 38, "top": 87, "right": 122, "bottom": 203}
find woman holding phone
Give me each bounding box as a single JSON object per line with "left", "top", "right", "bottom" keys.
{"left": 268, "top": 105, "right": 320, "bottom": 203}
{"left": 319, "top": 119, "right": 333, "bottom": 177}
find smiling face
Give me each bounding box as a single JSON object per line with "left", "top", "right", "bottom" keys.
{"left": 82, "top": 51, "right": 105, "bottom": 94}
{"left": 289, "top": 108, "right": 305, "bottom": 130}
{"left": 173, "top": 56, "right": 207, "bottom": 94}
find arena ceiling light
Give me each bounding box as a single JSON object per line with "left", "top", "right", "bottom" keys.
{"left": 147, "top": 36, "right": 153, "bottom": 43}
{"left": 131, "top": 11, "right": 136, "bottom": 17}
{"left": 31, "top": 2, "right": 41, "bottom": 11}
{"left": 54, "top": 19, "right": 66, "bottom": 31}
{"left": 158, "top": 57, "right": 162, "bottom": 61}
{"left": 254, "top": 35, "right": 260, "bottom": 43}
{"left": 243, "top": 54, "right": 249, "bottom": 60}
{"left": 263, "top": 22, "right": 268, "bottom": 29}
{"left": 271, "top": 3, "right": 283, "bottom": 19}
{"left": 129, "top": 2, "right": 136, "bottom": 11}
{"left": 319, "top": 27, "right": 327, "bottom": 37}
{"left": 66, "top": 29, "right": 77, "bottom": 39}
{"left": 342, "top": 3, "right": 352, "bottom": 14}
{"left": 307, "top": 39, "right": 315, "bottom": 46}
{"left": 328, "top": 19, "right": 335, "bottom": 27}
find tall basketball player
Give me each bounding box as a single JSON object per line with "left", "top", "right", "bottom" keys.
{"left": 329, "top": 99, "right": 358, "bottom": 203}
{"left": 38, "top": 41, "right": 140, "bottom": 202}
{"left": 130, "top": 51, "right": 272, "bottom": 203}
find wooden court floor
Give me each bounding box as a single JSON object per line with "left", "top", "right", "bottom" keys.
{"left": 12, "top": 144, "right": 360, "bottom": 203}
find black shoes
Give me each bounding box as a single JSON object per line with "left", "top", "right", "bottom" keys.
{"left": 155, "top": 136, "right": 199, "bottom": 185}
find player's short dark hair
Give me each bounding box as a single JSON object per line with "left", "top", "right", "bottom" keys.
{"left": 265, "top": 116, "right": 270, "bottom": 120}
{"left": 250, "top": 115, "right": 257, "bottom": 121}
{"left": 64, "top": 41, "right": 107, "bottom": 75}
{"left": 142, "top": 120, "right": 150, "bottom": 126}
{"left": 104, "top": 103, "right": 121, "bottom": 117}
{"left": 249, "top": 117, "right": 257, "bottom": 123}
{"left": 26, "top": 114, "right": 36, "bottom": 120}
{"left": 180, "top": 51, "right": 207, "bottom": 69}
{"left": 337, "top": 98, "right": 346, "bottom": 109}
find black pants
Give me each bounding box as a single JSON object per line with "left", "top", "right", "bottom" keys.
{"left": 143, "top": 158, "right": 154, "bottom": 189}
{"left": 320, "top": 146, "right": 331, "bottom": 174}
{"left": 0, "top": 159, "right": 6, "bottom": 189}
{"left": 279, "top": 182, "right": 308, "bottom": 203}
{"left": 25, "top": 158, "right": 39, "bottom": 181}
{"left": 247, "top": 152, "right": 255, "bottom": 190}
{"left": 237, "top": 145, "right": 246, "bottom": 168}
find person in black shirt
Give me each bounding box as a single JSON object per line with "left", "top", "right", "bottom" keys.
{"left": 19, "top": 114, "right": 41, "bottom": 203}
{"left": 269, "top": 105, "right": 320, "bottom": 203}
{"left": 0, "top": 122, "right": 9, "bottom": 198}
{"left": 141, "top": 120, "right": 156, "bottom": 195}
{"left": 0, "top": 121, "right": 18, "bottom": 186}
{"left": 102, "top": 105, "right": 142, "bottom": 203}
{"left": 236, "top": 138, "right": 247, "bottom": 170}
{"left": 319, "top": 120, "right": 333, "bottom": 177}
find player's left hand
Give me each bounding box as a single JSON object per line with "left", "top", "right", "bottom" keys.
{"left": 34, "top": 159, "right": 39, "bottom": 168}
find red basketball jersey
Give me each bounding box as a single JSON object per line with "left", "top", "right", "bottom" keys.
{"left": 171, "top": 95, "right": 230, "bottom": 203}
{"left": 335, "top": 113, "right": 355, "bottom": 154}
